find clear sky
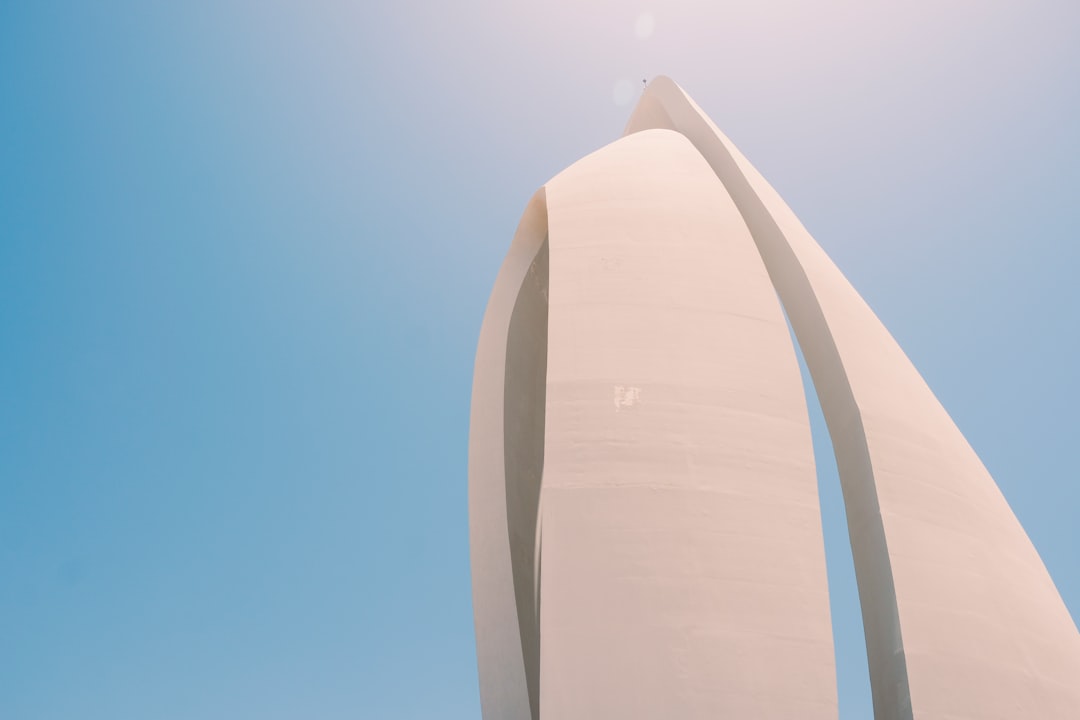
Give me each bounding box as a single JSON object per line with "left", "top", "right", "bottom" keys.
{"left": 2, "top": 2, "right": 1078, "bottom": 718}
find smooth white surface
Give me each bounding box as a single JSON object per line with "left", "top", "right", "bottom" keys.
{"left": 626, "top": 76, "right": 1080, "bottom": 719}
{"left": 539, "top": 129, "right": 836, "bottom": 719}
{"left": 471, "top": 128, "right": 838, "bottom": 718}
{"left": 471, "top": 77, "right": 1080, "bottom": 720}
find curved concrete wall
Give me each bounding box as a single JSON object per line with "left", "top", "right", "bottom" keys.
{"left": 469, "top": 191, "right": 547, "bottom": 720}
{"left": 538, "top": 129, "right": 837, "bottom": 719}
{"left": 625, "top": 76, "right": 1080, "bottom": 719}
{"left": 471, "top": 76, "right": 1080, "bottom": 719}
{"left": 471, "top": 129, "right": 838, "bottom": 719}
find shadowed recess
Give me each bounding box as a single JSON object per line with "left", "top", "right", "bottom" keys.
{"left": 503, "top": 237, "right": 549, "bottom": 720}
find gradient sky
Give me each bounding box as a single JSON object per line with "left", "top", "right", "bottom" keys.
{"left": 2, "top": 2, "right": 1078, "bottom": 718}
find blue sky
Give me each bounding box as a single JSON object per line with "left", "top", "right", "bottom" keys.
{"left": 2, "top": 2, "right": 1078, "bottom": 718}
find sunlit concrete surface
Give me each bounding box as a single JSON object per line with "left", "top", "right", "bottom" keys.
{"left": 469, "top": 77, "right": 1080, "bottom": 720}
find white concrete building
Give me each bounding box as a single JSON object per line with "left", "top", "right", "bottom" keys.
{"left": 469, "top": 77, "right": 1080, "bottom": 720}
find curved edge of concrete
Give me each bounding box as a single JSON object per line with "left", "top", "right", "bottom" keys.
{"left": 469, "top": 189, "right": 548, "bottom": 720}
